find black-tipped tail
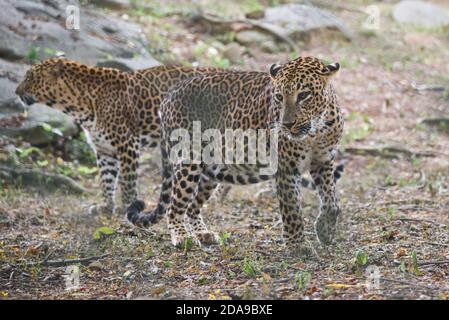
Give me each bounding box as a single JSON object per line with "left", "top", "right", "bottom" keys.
{"left": 126, "top": 200, "right": 161, "bottom": 228}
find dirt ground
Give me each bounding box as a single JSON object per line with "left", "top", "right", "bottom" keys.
{"left": 1, "top": 0, "right": 448, "bottom": 299}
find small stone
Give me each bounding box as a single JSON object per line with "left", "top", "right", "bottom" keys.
{"left": 393, "top": 1, "right": 449, "bottom": 28}
{"left": 222, "top": 43, "right": 245, "bottom": 64}
{"left": 245, "top": 9, "right": 265, "bottom": 20}
{"left": 88, "top": 260, "right": 103, "bottom": 271}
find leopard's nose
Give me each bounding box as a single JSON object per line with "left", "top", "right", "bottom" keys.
{"left": 283, "top": 122, "right": 294, "bottom": 129}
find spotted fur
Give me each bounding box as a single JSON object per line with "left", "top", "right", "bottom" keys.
{"left": 15, "top": 58, "right": 223, "bottom": 214}
{"left": 127, "top": 56, "right": 344, "bottom": 248}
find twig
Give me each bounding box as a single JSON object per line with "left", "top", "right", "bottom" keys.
{"left": 29, "top": 253, "right": 109, "bottom": 267}
{"left": 380, "top": 278, "right": 439, "bottom": 291}
{"left": 411, "top": 81, "right": 446, "bottom": 92}
{"left": 191, "top": 12, "right": 299, "bottom": 52}
{"left": 377, "top": 199, "right": 435, "bottom": 207}
{"left": 344, "top": 146, "right": 435, "bottom": 159}
{"left": 421, "top": 241, "right": 448, "bottom": 247}
{"left": 396, "top": 205, "right": 433, "bottom": 212}
{"left": 396, "top": 217, "right": 442, "bottom": 226}
{"left": 393, "top": 259, "right": 449, "bottom": 267}
{"left": 416, "top": 260, "right": 449, "bottom": 267}
{"left": 421, "top": 117, "right": 449, "bottom": 130}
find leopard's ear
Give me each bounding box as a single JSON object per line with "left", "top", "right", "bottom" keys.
{"left": 321, "top": 62, "right": 340, "bottom": 77}
{"left": 270, "top": 64, "right": 282, "bottom": 78}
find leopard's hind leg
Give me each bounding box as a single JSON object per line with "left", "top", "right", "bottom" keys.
{"left": 89, "top": 152, "right": 119, "bottom": 215}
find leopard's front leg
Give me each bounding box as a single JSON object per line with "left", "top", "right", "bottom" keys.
{"left": 118, "top": 137, "right": 140, "bottom": 211}
{"left": 311, "top": 160, "right": 341, "bottom": 245}
{"left": 89, "top": 153, "right": 119, "bottom": 215}
{"left": 276, "top": 166, "right": 304, "bottom": 247}
{"left": 167, "top": 163, "right": 202, "bottom": 247}
{"left": 185, "top": 175, "right": 220, "bottom": 246}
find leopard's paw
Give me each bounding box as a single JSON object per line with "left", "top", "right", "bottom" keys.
{"left": 88, "top": 204, "right": 115, "bottom": 216}
{"left": 194, "top": 231, "right": 220, "bottom": 246}
{"left": 170, "top": 230, "right": 192, "bottom": 248}
{"left": 314, "top": 209, "right": 339, "bottom": 246}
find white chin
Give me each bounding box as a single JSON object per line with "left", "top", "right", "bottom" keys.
{"left": 17, "top": 96, "right": 26, "bottom": 106}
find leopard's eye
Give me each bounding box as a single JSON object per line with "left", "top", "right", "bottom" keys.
{"left": 297, "top": 91, "right": 310, "bottom": 102}
{"left": 274, "top": 93, "right": 283, "bottom": 102}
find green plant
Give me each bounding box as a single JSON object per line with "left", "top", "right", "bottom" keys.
{"left": 356, "top": 250, "right": 368, "bottom": 267}
{"left": 242, "top": 258, "right": 259, "bottom": 278}
{"left": 295, "top": 270, "right": 312, "bottom": 291}
{"left": 27, "top": 46, "right": 40, "bottom": 63}
{"left": 16, "top": 147, "right": 44, "bottom": 159}
{"left": 77, "top": 166, "right": 98, "bottom": 176}
{"left": 93, "top": 226, "right": 115, "bottom": 240}
{"left": 410, "top": 251, "right": 421, "bottom": 276}
{"left": 219, "top": 232, "right": 231, "bottom": 246}
{"left": 387, "top": 207, "right": 397, "bottom": 218}
{"left": 183, "top": 236, "right": 194, "bottom": 253}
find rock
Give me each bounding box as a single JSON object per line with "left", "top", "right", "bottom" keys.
{"left": 235, "top": 30, "right": 289, "bottom": 53}
{"left": 90, "top": 0, "right": 132, "bottom": 10}
{"left": 0, "top": 59, "right": 26, "bottom": 103}
{"left": 0, "top": 98, "right": 26, "bottom": 118}
{"left": 393, "top": 1, "right": 449, "bottom": 28}
{"left": 97, "top": 55, "right": 161, "bottom": 72}
{"left": 245, "top": 9, "right": 265, "bottom": 20}
{"left": 0, "top": 0, "right": 158, "bottom": 66}
{"left": 262, "top": 4, "right": 353, "bottom": 42}
{"left": 222, "top": 43, "right": 245, "bottom": 64}
{"left": 88, "top": 260, "right": 103, "bottom": 271}
{"left": 235, "top": 30, "right": 275, "bottom": 45}
{"left": 0, "top": 103, "right": 78, "bottom": 146}
{"left": 0, "top": 25, "right": 29, "bottom": 62}
{"left": 234, "top": 4, "right": 353, "bottom": 51}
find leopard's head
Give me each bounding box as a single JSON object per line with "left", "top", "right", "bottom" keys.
{"left": 15, "top": 58, "right": 70, "bottom": 107}
{"left": 269, "top": 56, "right": 339, "bottom": 136}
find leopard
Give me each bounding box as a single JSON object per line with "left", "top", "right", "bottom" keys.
{"left": 126, "top": 56, "right": 344, "bottom": 249}
{"left": 15, "top": 57, "right": 225, "bottom": 215}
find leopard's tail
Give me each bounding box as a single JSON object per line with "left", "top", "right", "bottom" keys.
{"left": 126, "top": 200, "right": 165, "bottom": 227}
{"left": 126, "top": 145, "right": 172, "bottom": 227}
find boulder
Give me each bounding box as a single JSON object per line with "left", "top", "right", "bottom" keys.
{"left": 235, "top": 30, "right": 276, "bottom": 46}
{"left": 97, "top": 55, "right": 161, "bottom": 72}
{"left": 0, "top": 102, "right": 78, "bottom": 146}
{"left": 393, "top": 1, "right": 449, "bottom": 28}
{"left": 0, "top": 0, "right": 158, "bottom": 65}
{"left": 90, "top": 0, "right": 132, "bottom": 10}
{"left": 234, "top": 4, "right": 353, "bottom": 51}
{"left": 222, "top": 43, "right": 246, "bottom": 64}
{"left": 261, "top": 4, "right": 353, "bottom": 42}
